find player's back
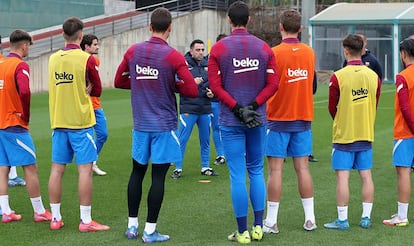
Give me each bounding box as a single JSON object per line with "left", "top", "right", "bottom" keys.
{"left": 333, "top": 65, "right": 378, "bottom": 143}
{"left": 128, "top": 38, "right": 179, "bottom": 132}
{"left": 273, "top": 42, "right": 315, "bottom": 76}
{"left": 218, "top": 30, "right": 273, "bottom": 106}
{"left": 48, "top": 49, "right": 95, "bottom": 129}
{"left": 267, "top": 41, "right": 315, "bottom": 121}
{"left": 0, "top": 56, "right": 27, "bottom": 129}
{"left": 213, "top": 29, "right": 274, "bottom": 126}
{"left": 395, "top": 64, "right": 414, "bottom": 139}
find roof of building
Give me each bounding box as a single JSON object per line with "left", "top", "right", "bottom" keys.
{"left": 310, "top": 2, "right": 414, "bottom": 25}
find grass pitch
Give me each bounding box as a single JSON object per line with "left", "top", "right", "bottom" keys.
{"left": 1, "top": 84, "right": 409, "bottom": 245}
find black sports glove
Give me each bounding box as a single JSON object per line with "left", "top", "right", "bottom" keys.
{"left": 232, "top": 104, "right": 262, "bottom": 128}
{"left": 247, "top": 101, "right": 259, "bottom": 110}
{"left": 243, "top": 105, "right": 262, "bottom": 128}
{"left": 232, "top": 103, "right": 244, "bottom": 122}
{"left": 244, "top": 101, "right": 261, "bottom": 128}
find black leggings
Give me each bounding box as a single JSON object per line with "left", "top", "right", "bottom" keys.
{"left": 127, "top": 159, "right": 170, "bottom": 223}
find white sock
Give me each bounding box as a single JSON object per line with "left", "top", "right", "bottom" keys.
{"left": 128, "top": 217, "right": 139, "bottom": 228}
{"left": 264, "top": 201, "right": 279, "bottom": 226}
{"left": 361, "top": 202, "right": 373, "bottom": 218}
{"left": 8, "top": 166, "right": 17, "bottom": 179}
{"left": 0, "top": 195, "right": 11, "bottom": 214}
{"left": 30, "top": 197, "right": 46, "bottom": 214}
{"left": 80, "top": 205, "right": 92, "bottom": 224}
{"left": 337, "top": 206, "right": 348, "bottom": 221}
{"left": 50, "top": 203, "right": 62, "bottom": 221}
{"left": 398, "top": 201, "right": 409, "bottom": 220}
{"left": 302, "top": 197, "right": 315, "bottom": 223}
{"left": 144, "top": 222, "right": 156, "bottom": 234}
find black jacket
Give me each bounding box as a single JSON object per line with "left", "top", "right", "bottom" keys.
{"left": 179, "top": 52, "right": 211, "bottom": 114}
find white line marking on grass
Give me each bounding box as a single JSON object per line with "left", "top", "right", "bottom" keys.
{"left": 314, "top": 99, "right": 328, "bottom": 104}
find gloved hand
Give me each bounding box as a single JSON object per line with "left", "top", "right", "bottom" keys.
{"left": 244, "top": 101, "right": 261, "bottom": 128}
{"left": 232, "top": 104, "right": 262, "bottom": 128}
{"left": 242, "top": 105, "right": 262, "bottom": 128}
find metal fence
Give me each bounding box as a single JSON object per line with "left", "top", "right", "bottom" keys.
{"left": 0, "top": 0, "right": 229, "bottom": 58}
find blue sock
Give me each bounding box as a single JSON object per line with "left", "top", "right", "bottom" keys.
{"left": 254, "top": 210, "right": 264, "bottom": 227}
{"left": 236, "top": 216, "right": 248, "bottom": 233}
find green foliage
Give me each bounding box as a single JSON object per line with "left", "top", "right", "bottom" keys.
{"left": 2, "top": 85, "right": 410, "bottom": 245}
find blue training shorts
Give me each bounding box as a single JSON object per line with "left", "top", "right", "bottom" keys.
{"left": 265, "top": 129, "right": 312, "bottom": 158}
{"left": 132, "top": 130, "right": 181, "bottom": 164}
{"left": 393, "top": 138, "right": 414, "bottom": 168}
{"left": 52, "top": 128, "right": 97, "bottom": 165}
{"left": 331, "top": 148, "right": 372, "bottom": 170}
{"left": 0, "top": 130, "right": 36, "bottom": 166}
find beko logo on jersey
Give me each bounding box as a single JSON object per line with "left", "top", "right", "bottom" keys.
{"left": 55, "top": 72, "right": 74, "bottom": 85}
{"left": 288, "top": 68, "right": 308, "bottom": 77}
{"left": 287, "top": 68, "right": 308, "bottom": 83}
{"left": 352, "top": 88, "right": 369, "bottom": 101}
{"left": 55, "top": 72, "right": 74, "bottom": 80}
{"left": 233, "top": 57, "right": 259, "bottom": 74}
{"left": 136, "top": 64, "right": 159, "bottom": 80}
{"left": 233, "top": 58, "right": 259, "bottom": 67}
{"left": 352, "top": 88, "right": 368, "bottom": 96}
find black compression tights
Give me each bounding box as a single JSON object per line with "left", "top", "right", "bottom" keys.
{"left": 127, "top": 159, "right": 170, "bottom": 223}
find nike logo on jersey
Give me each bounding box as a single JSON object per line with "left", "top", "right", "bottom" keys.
{"left": 292, "top": 48, "right": 300, "bottom": 51}
{"left": 233, "top": 57, "right": 259, "bottom": 74}
{"left": 355, "top": 69, "right": 361, "bottom": 72}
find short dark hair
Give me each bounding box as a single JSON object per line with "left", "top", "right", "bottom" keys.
{"left": 10, "top": 29, "right": 32, "bottom": 46}
{"left": 228, "top": 1, "right": 249, "bottom": 27}
{"left": 280, "top": 9, "right": 301, "bottom": 33}
{"left": 355, "top": 33, "right": 367, "bottom": 42}
{"left": 62, "top": 17, "right": 84, "bottom": 42}
{"left": 343, "top": 34, "right": 363, "bottom": 57}
{"left": 150, "top": 7, "right": 172, "bottom": 33}
{"left": 216, "top": 34, "right": 227, "bottom": 42}
{"left": 80, "top": 34, "right": 98, "bottom": 50}
{"left": 400, "top": 38, "right": 414, "bottom": 58}
{"left": 190, "top": 39, "right": 204, "bottom": 49}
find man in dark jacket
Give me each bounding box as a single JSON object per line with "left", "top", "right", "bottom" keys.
{"left": 171, "top": 39, "right": 218, "bottom": 179}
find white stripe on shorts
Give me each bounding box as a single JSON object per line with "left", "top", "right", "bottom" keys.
{"left": 171, "top": 130, "right": 180, "bottom": 147}
{"left": 179, "top": 115, "right": 187, "bottom": 128}
{"left": 86, "top": 132, "right": 97, "bottom": 150}
{"left": 393, "top": 139, "right": 403, "bottom": 155}
{"left": 16, "top": 138, "right": 36, "bottom": 159}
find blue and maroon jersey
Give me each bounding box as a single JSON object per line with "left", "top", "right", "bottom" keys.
{"left": 208, "top": 28, "right": 279, "bottom": 126}
{"left": 114, "top": 37, "right": 197, "bottom": 131}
